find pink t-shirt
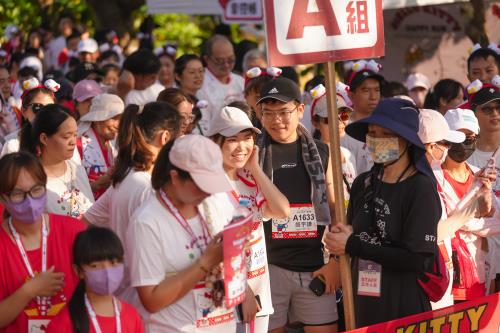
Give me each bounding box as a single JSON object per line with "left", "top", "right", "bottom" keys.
{"left": 0, "top": 214, "right": 85, "bottom": 333}
{"left": 46, "top": 300, "right": 144, "bottom": 333}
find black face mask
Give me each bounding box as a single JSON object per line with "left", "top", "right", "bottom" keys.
{"left": 448, "top": 137, "right": 477, "bottom": 163}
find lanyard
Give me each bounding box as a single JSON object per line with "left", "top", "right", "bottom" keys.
{"left": 158, "top": 189, "right": 209, "bottom": 252}
{"left": 8, "top": 216, "right": 48, "bottom": 315}
{"left": 84, "top": 293, "right": 121, "bottom": 333}
{"left": 91, "top": 127, "right": 112, "bottom": 168}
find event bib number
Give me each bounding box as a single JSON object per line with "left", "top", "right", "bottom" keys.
{"left": 272, "top": 204, "right": 317, "bottom": 239}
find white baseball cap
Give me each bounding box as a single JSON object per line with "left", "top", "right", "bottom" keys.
{"left": 205, "top": 106, "right": 261, "bottom": 137}
{"left": 169, "top": 135, "right": 232, "bottom": 194}
{"left": 77, "top": 38, "right": 98, "bottom": 54}
{"left": 418, "top": 109, "right": 465, "bottom": 144}
{"left": 444, "top": 108, "right": 480, "bottom": 135}
{"left": 406, "top": 73, "right": 430, "bottom": 91}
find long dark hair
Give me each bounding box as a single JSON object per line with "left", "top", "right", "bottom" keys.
{"left": 111, "top": 102, "right": 180, "bottom": 186}
{"left": 423, "top": 79, "right": 463, "bottom": 111}
{"left": 69, "top": 227, "right": 124, "bottom": 333}
{"left": 19, "top": 104, "right": 73, "bottom": 155}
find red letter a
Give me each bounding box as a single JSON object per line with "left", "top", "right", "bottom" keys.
{"left": 286, "top": 0, "right": 341, "bottom": 39}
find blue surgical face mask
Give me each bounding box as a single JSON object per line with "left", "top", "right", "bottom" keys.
{"left": 366, "top": 135, "right": 400, "bottom": 164}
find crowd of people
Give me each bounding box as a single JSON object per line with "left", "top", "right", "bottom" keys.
{"left": 0, "top": 15, "right": 498, "bottom": 333}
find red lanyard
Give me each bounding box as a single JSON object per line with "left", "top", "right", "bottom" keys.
{"left": 92, "top": 127, "right": 112, "bottom": 168}
{"left": 158, "top": 189, "right": 209, "bottom": 252}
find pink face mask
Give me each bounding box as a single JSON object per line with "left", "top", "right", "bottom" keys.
{"left": 84, "top": 264, "right": 124, "bottom": 295}
{"left": 4, "top": 193, "right": 47, "bottom": 223}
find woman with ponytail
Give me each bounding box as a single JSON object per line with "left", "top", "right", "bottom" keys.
{"left": 0, "top": 152, "right": 85, "bottom": 333}
{"left": 1, "top": 78, "right": 56, "bottom": 157}
{"left": 46, "top": 227, "right": 144, "bottom": 333}
{"left": 19, "top": 104, "right": 94, "bottom": 219}
{"left": 82, "top": 102, "right": 180, "bottom": 309}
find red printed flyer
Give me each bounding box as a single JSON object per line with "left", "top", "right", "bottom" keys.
{"left": 223, "top": 212, "right": 253, "bottom": 308}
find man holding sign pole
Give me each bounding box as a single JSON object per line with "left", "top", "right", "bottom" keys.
{"left": 257, "top": 77, "right": 340, "bottom": 333}
{"left": 263, "top": 0, "right": 386, "bottom": 330}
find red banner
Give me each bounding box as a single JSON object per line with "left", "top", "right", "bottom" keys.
{"left": 346, "top": 292, "right": 500, "bottom": 333}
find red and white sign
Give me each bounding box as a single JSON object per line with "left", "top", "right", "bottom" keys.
{"left": 263, "top": 0, "right": 385, "bottom": 66}
{"left": 220, "top": 0, "right": 263, "bottom": 23}
{"left": 346, "top": 292, "right": 500, "bottom": 333}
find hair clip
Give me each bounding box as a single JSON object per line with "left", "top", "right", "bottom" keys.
{"left": 196, "top": 100, "right": 209, "bottom": 109}
{"left": 492, "top": 75, "right": 500, "bottom": 88}
{"left": 44, "top": 79, "right": 60, "bottom": 93}
{"left": 310, "top": 84, "right": 326, "bottom": 99}
{"left": 245, "top": 66, "right": 282, "bottom": 79}
{"left": 0, "top": 50, "right": 8, "bottom": 58}
{"left": 488, "top": 43, "right": 500, "bottom": 55}
{"left": 467, "top": 79, "right": 483, "bottom": 94}
{"left": 469, "top": 43, "right": 482, "bottom": 55}
{"left": 22, "top": 78, "right": 40, "bottom": 91}
{"left": 245, "top": 67, "right": 262, "bottom": 79}
{"left": 352, "top": 59, "right": 381, "bottom": 73}
{"left": 100, "top": 43, "right": 122, "bottom": 55}
{"left": 336, "top": 82, "right": 353, "bottom": 107}
{"left": 154, "top": 44, "right": 177, "bottom": 57}
{"left": 343, "top": 61, "right": 355, "bottom": 72}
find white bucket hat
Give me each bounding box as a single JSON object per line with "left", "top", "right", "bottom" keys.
{"left": 78, "top": 93, "right": 124, "bottom": 135}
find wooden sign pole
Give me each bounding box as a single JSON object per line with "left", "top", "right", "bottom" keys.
{"left": 324, "top": 61, "right": 356, "bottom": 330}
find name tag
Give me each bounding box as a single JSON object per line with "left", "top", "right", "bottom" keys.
{"left": 357, "top": 259, "right": 382, "bottom": 297}
{"left": 272, "top": 204, "right": 317, "bottom": 239}
{"left": 28, "top": 319, "right": 50, "bottom": 333}
{"left": 247, "top": 233, "right": 267, "bottom": 279}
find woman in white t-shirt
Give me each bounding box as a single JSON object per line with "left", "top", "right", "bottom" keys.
{"left": 206, "top": 106, "right": 290, "bottom": 332}
{"left": 127, "top": 135, "right": 237, "bottom": 333}
{"left": 83, "top": 101, "right": 181, "bottom": 309}
{"left": 19, "top": 104, "right": 94, "bottom": 218}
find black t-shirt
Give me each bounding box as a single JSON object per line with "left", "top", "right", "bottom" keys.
{"left": 263, "top": 138, "right": 329, "bottom": 272}
{"left": 347, "top": 171, "right": 440, "bottom": 327}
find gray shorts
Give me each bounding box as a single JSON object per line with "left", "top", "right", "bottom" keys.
{"left": 268, "top": 264, "right": 338, "bottom": 330}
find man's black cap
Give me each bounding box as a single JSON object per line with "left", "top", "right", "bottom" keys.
{"left": 471, "top": 86, "right": 500, "bottom": 109}
{"left": 348, "top": 70, "right": 384, "bottom": 91}
{"left": 257, "top": 77, "right": 301, "bottom": 104}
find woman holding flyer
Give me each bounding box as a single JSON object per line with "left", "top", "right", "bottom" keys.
{"left": 206, "top": 106, "right": 290, "bottom": 332}
{"left": 126, "top": 135, "right": 237, "bottom": 333}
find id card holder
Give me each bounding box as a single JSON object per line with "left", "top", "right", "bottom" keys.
{"left": 28, "top": 318, "right": 50, "bottom": 333}
{"left": 357, "top": 259, "right": 382, "bottom": 297}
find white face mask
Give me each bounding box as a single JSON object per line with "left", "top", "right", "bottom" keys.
{"left": 429, "top": 144, "right": 448, "bottom": 168}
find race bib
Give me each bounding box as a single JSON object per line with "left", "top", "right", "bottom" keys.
{"left": 272, "top": 204, "right": 317, "bottom": 239}
{"left": 193, "top": 283, "right": 234, "bottom": 328}
{"left": 357, "top": 259, "right": 382, "bottom": 297}
{"left": 28, "top": 319, "right": 50, "bottom": 333}
{"left": 247, "top": 234, "right": 266, "bottom": 279}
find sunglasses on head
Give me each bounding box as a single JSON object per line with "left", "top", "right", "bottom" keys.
{"left": 26, "top": 103, "right": 45, "bottom": 113}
